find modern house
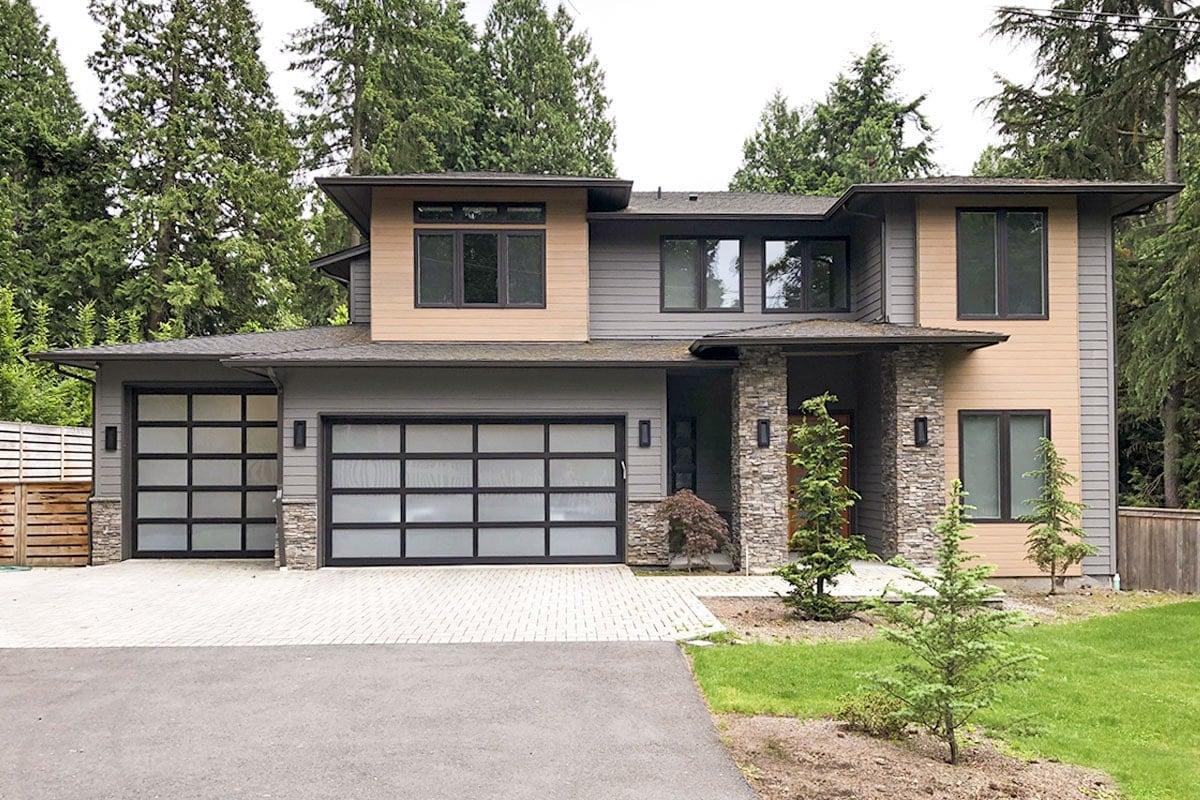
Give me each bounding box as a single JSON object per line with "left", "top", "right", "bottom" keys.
{"left": 38, "top": 173, "right": 1180, "bottom": 581}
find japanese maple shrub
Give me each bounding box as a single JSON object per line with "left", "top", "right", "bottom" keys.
{"left": 776, "top": 393, "right": 868, "bottom": 621}
{"left": 871, "top": 480, "right": 1041, "bottom": 764}
{"left": 655, "top": 489, "right": 729, "bottom": 570}
{"left": 1023, "top": 437, "right": 1094, "bottom": 594}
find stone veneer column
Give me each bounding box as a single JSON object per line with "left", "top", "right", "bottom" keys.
{"left": 880, "top": 344, "right": 946, "bottom": 566}
{"left": 88, "top": 497, "right": 123, "bottom": 565}
{"left": 625, "top": 500, "right": 669, "bottom": 566}
{"left": 280, "top": 499, "right": 318, "bottom": 570}
{"left": 730, "top": 346, "right": 789, "bottom": 571}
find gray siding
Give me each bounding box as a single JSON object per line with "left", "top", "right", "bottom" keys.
{"left": 278, "top": 367, "right": 667, "bottom": 501}
{"left": 1077, "top": 197, "right": 1117, "bottom": 576}
{"left": 854, "top": 353, "right": 886, "bottom": 550}
{"left": 884, "top": 197, "right": 917, "bottom": 325}
{"left": 349, "top": 255, "right": 371, "bottom": 324}
{"left": 851, "top": 215, "right": 884, "bottom": 322}
{"left": 588, "top": 219, "right": 880, "bottom": 338}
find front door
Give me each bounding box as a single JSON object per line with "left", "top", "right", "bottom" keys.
{"left": 786, "top": 412, "right": 853, "bottom": 539}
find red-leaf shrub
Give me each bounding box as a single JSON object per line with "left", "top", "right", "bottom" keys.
{"left": 654, "top": 490, "right": 730, "bottom": 570}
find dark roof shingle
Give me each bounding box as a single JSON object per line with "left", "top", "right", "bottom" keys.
{"left": 691, "top": 319, "right": 1008, "bottom": 351}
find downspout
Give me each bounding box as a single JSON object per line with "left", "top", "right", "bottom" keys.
{"left": 226, "top": 362, "right": 287, "bottom": 568}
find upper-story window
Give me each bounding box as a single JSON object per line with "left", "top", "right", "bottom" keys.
{"left": 414, "top": 202, "right": 545, "bottom": 224}
{"left": 415, "top": 230, "right": 545, "bottom": 308}
{"left": 763, "top": 238, "right": 849, "bottom": 312}
{"left": 660, "top": 237, "right": 742, "bottom": 312}
{"left": 957, "top": 208, "right": 1047, "bottom": 319}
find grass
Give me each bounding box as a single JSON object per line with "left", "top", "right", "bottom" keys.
{"left": 690, "top": 601, "right": 1200, "bottom": 800}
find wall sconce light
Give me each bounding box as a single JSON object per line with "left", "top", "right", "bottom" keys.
{"left": 293, "top": 420, "right": 307, "bottom": 449}
{"left": 104, "top": 426, "right": 118, "bottom": 451}
{"left": 756, "top": 419, "right": 771, "bottom": 448}
{"left": 913, "top": 416, "right": 929, "bottom": 448}
{"left": 638, "top": 419, "right": 651, "bottom": 448}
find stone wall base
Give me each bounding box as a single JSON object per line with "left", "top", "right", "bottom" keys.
{"left": 281, "top": 500, "right": 318, "bottom": 570}
{"left": 626, "top": 500, "right": 668, "bottom": 566}
{"left": 89, "top": 497, "right": 123, "bottom": 565}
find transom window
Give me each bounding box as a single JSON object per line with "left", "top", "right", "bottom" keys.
{"left": 660, "top": 237, "right": 742, "bottom": 311}
{"left": 414, "top": 202, "right": 545, "bottom": 224}
{"left": 957, "top": 208, "right": 1047, "bottom": 319}
{"left": 959, "top": 411, "right": 1049, "bottom": 521}
{"left": 416, "top": 230, "right": 545, "bottom": 308}
{"left": 763, "top": 238, "right": 850, "bottom": 312}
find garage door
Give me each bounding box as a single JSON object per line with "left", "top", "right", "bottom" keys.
{"left": 132, "top": 388, "right": 278, "bottom": 557}
{"left": 324, "top": 418, "right": 625, "bottom": 565}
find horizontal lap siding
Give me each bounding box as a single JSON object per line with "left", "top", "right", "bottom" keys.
{"left": 349, "top": 256, "right": 371, "bottom": 324}
{"left": 279, "top": 367, "right": 667, "bottom": 501}
{"left": 851, "top": 216, "right": 883, "bottom": 322}
{"left": 919, "top": 195, "right": 1084, "bottom": 577}
{"left": 885, "top": 197, "right": 917, "bottom": 325}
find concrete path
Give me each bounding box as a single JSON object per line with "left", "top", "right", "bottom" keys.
{"left": 0, "top": 643, "right": 755, "bottom": 800}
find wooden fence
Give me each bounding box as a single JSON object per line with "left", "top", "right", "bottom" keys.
{"left": 0, "top": 481, "right": 92, "bottom": 566}
{"left": 0, "top": 421, "right": 91, "bottom": 482}
{"left": 1117, "top": 507, "right": 1200, "bottom": 593}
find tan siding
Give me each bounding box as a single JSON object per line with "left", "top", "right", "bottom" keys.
{"left": 917, "top": 195, "right": 1082, "bottom": 577}
{"left": 370, "top": 186, "right": 589, "bottom": 341}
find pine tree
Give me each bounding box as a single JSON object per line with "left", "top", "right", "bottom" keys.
{"left": 1023, "top": 437, "right": 1094, "bottom": 594}
{"left": 477, "top": 0, "right": 615, "bottom": 176}
{"left": 90, "top": 0, "right": 329, "bottom": 336}
{"left": 872, "top": 480, "right": 1041, "bottom": 764}
{"left": 731, "top": 43, "right": 934, "bottom": 195}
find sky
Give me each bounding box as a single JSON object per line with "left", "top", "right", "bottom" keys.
{"left": 31, "top": 0, "right": 1050, "bottom": 191}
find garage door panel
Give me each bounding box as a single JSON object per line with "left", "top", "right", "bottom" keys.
{"left": 325, "top": 417, "right": 624, "bottom": 565}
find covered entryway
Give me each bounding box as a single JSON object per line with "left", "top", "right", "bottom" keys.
{"left": 132, "top": 388, "right": 279, "bottom": 557}
{"left": 323, "top": 417, "right": 625, "bottom": 565}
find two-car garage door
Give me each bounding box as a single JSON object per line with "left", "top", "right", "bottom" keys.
{"left": 325, "top": 418, "right": 625, "bottom": 565}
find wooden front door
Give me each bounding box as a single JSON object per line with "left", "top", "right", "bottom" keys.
{"left": 787, "top": 413, "right": 853, "bottom": 539}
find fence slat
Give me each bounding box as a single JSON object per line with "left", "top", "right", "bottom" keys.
{"left": 0, "top": 480, "right": 92, "bottom": 567}
{"left": 0, "top": 421, "right": 91, "bottom": 484}
{"left": 1118, "top": 507, "right": 1200, "bottom": 593}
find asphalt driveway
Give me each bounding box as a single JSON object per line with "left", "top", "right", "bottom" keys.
{"left": 0, "top": 642, "right": 754, "bottom": 800}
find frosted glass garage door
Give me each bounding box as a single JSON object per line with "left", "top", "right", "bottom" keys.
{"left": 326, "top": 419, "right": 623, "bottom": 564}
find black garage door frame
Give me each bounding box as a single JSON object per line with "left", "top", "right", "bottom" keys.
{"left": 320, "top": 414, "right": 627, "bottom": 566}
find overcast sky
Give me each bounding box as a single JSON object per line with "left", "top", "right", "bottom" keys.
{"left": 32, "top": 0, "right": 1049, "bottom": 191}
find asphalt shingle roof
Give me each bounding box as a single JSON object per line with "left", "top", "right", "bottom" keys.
{"left": 614, "top": 191, "right": 837, "bottom": 217}
{"left": 691, "top": 319, "right": 1008, "bottom": 351}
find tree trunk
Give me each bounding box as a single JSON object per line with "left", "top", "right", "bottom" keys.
{"left": 945, "top": 713, "right": 959, "bottom": 764}
{"left": 1048, "top": 563, "right": 1057, "bottom": 596}
{"left": 1160, "top": 0, "right": 1182, "bottom": 508}
{"left": 1163, "top": 383, "right": 1183, "bottom": 507}
{"left": 347, "top": 21, "right": 365, "bottom": 247}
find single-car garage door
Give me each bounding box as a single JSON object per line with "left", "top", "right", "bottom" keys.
{"left": 324, "top": 417, "right": 625, "bottom": 565}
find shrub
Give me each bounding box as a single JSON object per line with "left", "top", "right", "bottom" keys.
{"left": 835, "top": 690, "right": 907, "bottom": 739}
{"left": 655, "top": 489, "right": 729, "bottom": 570}
{"left": 776, "top": 393, "right": 868, "bottom": 621}
{"left": 870, "top": 480, "right": 1042, "bottom": 764}
{"left": 1023, "top": 437, "right": 1095, "bottom": 594}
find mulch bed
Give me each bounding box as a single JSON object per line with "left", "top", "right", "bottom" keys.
{"left": 719, "top": 716, "right": 1117, "bottom": 800}
{"left": 703, "top": 597, "right": 879, "bottom": 642}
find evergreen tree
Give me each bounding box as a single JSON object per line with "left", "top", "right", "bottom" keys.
{"left": 477, "top": 0, "right": 615, "bottom": 176}
{"left": 0, "top": 0, "right": 122, "bottom": 340}
{"left": 731, "top": 44, "right": 935, "bottom": 195}
{"left": 1023, "top": 437, "right": 1094, "bottom": 594}
{"left": 90, "top": 0, "right": 330, "bottom": 336}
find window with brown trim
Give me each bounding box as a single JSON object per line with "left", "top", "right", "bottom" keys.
{"left": 957, "top": 208, "right": 1047, "bottom": 319}
{"left": 660, "top": 237, "right": 742, "bottom": 312}
{"left": 415, "top": 230, "right": 545, "bottom": 308}
{"left": 763, "top": 238, "right": 850, "bottom": 312}
{"left": 959, "top": 410, "right": 1049, "bottom": 521}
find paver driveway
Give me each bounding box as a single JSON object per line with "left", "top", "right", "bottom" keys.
{"left": 0, "top": 643, "right": 756, "bottom": 800}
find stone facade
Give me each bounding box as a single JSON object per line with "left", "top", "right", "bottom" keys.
{"left": 625, "top": 500, "right": 668, "bottom": 565}
{"left": 281, "top": 499, "right": 318, "bottom": 570}
{"left": 89, "top": 497, "right": 123, "bottom": 565}
{"left": 730, "top": 346, "right": 789, "bottom": 571}
{"left": 880, "top": 345, "right": 946, "bottom": 565}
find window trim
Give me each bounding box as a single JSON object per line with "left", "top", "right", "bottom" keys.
{"left": 957, "top": 409, "right": 1051, "bottom": 523}
{"left": 414, "top": 228, "right": 547, "bottom": 309}
{"left": 956, "top": 207, "right": 1049, "bottom": 321}
{"left": 761, "top": 236, "right": 852, "bottom": 314}
{"left": 658, "top": 235, "right": 745, "bottom": 313}
{"left": 413, "top": 201, "right": 546, "bottom": 224}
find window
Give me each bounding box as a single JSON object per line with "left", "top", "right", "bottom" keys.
{"left": 416, "top": 231, "right": 545, "bottom": 308}
{"left": 959, "top": 411, "right": 1049, "bottom": 521}
{"left": 414, "top": 202, "right": 546, "bottom": 224}
{"left": 957, "top": 209, "right": 1047, "bottom": 319}
{"left": 763, "top": 238, "right": 850, "bottom": 312}
{"left": 660, "top": 237, "right": 742, "bottom": 311}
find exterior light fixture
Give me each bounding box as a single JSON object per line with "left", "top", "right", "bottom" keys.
{"left": 756, "top": 419, "right": 771, "bottom": 448}
{"left": 293, "top": 420, "right": 307, "bottom": 449}
{"left": 104, "top": 426, "right": 118, "bottom": 451}
{"left": 913, "top": 416, "right": 929, "bottom": 448}
{"left": 638, "top": 419, "right": 651, "bottom": 448}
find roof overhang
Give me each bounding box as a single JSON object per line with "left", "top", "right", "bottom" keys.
{"left": 309, "top": 243, "right": 370, "bottom": 284}
{"left": 689, "top": 322, "right": 1009, "bottom": 354}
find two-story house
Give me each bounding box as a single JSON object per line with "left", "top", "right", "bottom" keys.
{"left": 39, "top": 172, "right": 1180, "bottom": 581}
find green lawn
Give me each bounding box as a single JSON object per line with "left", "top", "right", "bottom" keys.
{"left": 690, "top": 601, "right": 1200, "bottom": 800}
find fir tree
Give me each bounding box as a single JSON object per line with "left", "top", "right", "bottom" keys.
{"left": 1023, "top": 437, "right": 1094, "bottom": 594}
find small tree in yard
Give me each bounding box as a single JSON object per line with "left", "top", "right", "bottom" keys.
{"left": 655, "top": 490, "right": 729, "bottom": 571}
{"left": 776, "top": 393, "right": 868, "bottom": 621}
{"left": 1023, "top": 437, "right": 1094, "bottom": 595}
{"left": 871, "top": 480, "right": 1041, "bottom": 764}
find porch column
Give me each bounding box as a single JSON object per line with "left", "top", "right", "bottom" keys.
{"left": 881, "top": 344, "right": 945, "bottom": 566}
{"left": 730, "top": 346, "right": 789, "bottom": 571}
